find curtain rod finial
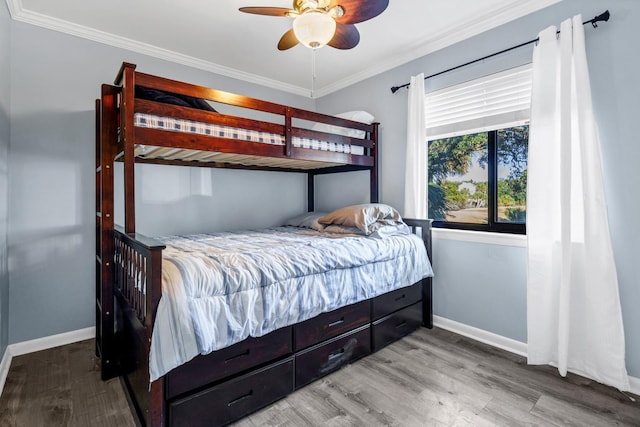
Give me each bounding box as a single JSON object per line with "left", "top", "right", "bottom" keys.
{"left": 598, "top": 10, "right": 610, "bottom": 22}
{"left": 390, "top": 86, "right": 400, "bottom": 94}
{"left": 591, "top": 10, "right": 610, "bottom": 27}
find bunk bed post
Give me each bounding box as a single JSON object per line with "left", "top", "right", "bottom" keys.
{"left": 421, "top": 219, "right": 433, "bottom": 329}
{"left": 145, "top": 248, "right": 164, "bottom": 340}
{"left": 147, "top": 247, "right": 165, "bottom": 427}
{"left": 403, "top": 218, "right": 434, "bottom": 329}
{"left": 423, "top": 219, "right": 433, "bottom": 329}
{"left": 285, "top": 107, "right": 292, "bottom": 157}
{"left": 119, "top": 63, "right": 137, "bottom": 234}
{"left": 423, "top": 277, "right": 433, "bottom": 329}
{"left": 307, "top": 172, "right": 315, "bottom": 212}
{"left": 370, "top": 123, "right": 379, "bottom": 203}
{"left": 96, "top": 84, "right": 120, "bottom": 380}
{"left": 95, "top": 99, "right": 101, "bottom": 361}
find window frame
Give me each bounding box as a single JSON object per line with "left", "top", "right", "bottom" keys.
{"left": 430, "top": 127, "right": 527, "bottom": 235}
{"left": 425, "top": 64, "right": 532, "bottom": 236}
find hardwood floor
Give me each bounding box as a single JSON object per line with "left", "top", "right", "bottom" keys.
{"left": 0, "top": 327, "right": 638, "bottom": 426}
{"left": 0, "top": 340, "right": 136, "bottom": 427}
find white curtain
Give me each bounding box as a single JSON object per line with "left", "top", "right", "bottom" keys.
{"left": 527, "top": 16, "right": 630, "bottom": 391}
{"left": 404, "top": 73, "right": 428, "bottom": 219}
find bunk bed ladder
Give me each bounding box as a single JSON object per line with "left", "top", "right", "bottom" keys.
{"left": 95, "top": 84, "right": 119, "bottom": 380}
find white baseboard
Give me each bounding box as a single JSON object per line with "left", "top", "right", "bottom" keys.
{"left": 0, "top": 346, "right": 11, "bottom": 398}
{"left": 0, "top": 327, "right": 95, "bottom": 398}
{"left": 432, "top": 315, "right": 640, "bottom": 397}
{"left": 8, "top": 327, "right": 95, "bottom": 357}
{"left": 630, "top": 376, "right": 640, "bottom": 398}
{"left": 433, "top": 315, "right": 528, "bottom": 357}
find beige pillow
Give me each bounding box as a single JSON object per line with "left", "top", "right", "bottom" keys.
{"left": 318, "top": 204, "right": 403, "bottom": 235}
{"left": 284, "top": 211, "right": 327, "bottom": 231}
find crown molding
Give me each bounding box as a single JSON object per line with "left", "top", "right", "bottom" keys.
{"left": 314, "top": 0, "right": 562, "bottom": 97}
{"left": 5, "top": 0, "right": 310, "bottom": 97}
{"left": 6, "top": 0, "right": 561, "bottom": 99}
{"left": 5, "top": 0, "right": 20, "bottom": 17}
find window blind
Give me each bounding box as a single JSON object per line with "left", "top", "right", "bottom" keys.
{"left": 425, "top": 64, "right": 532, "bottom": 140}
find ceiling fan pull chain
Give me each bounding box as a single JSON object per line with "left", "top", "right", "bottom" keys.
{"left": 311, "top": 48, "right": 316, "bottom": 98}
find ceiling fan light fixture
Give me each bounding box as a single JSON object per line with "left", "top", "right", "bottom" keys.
{"left": 294, "top": 0, "right": 330, "bottom": 12}
{"left": 293, "top": 11, "right": 336, "bottom": 49}
{"left": 329, "top": 5, "right": 344, "bottom": 18}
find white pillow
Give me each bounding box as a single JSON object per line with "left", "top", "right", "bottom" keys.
{"left": 335, "top": 111, "right": 375, "bottom": 123}
{"left": 312, "top": 111, "right": 375, "bottom": 139}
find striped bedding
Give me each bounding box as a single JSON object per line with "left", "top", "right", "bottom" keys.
{"left": 134, "top": 113, "right": 366, "bottom": 156}
{"left": 149, "top": 226, "right": 433, "bottom": 381}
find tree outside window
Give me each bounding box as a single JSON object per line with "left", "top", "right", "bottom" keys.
{"left": 428, "top": 125, "right": 528, "bottom": 233}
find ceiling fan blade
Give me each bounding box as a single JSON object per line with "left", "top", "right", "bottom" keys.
{"left": 330, "top": 0, "right": 389, "bottom": 24}
{"left": 327, "top": 23, "right": 360, "bottom": 50}
{"left": 239, "top": 7, "right": 294, "bottom": 17}
{"left": 278, "top": 28, "right": 299, "bottom": 50}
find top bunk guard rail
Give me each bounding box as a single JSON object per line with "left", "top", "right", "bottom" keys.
{"left": 113, "top": 62, "right": 377, "bottom": 173}
{"left": 107, "top": 62, "right": 380, "bottom": 230}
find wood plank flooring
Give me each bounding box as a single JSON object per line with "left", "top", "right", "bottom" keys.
{"left": 0, "top": 340, "right": 136, "bottom": 427}
{"left": 0, "top": 327, "right": 638, "bottom": 426}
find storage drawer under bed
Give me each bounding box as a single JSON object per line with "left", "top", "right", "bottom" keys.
{"left": 168, "top": 357, "right": 294, "bottom": 427}
{"left": 372, "top": 301, "right": 422, "bottom": 352}
{"left": 295, "top": 325, "right": 371, "bottom": 389}
{"left": 372, "top": 281, "right": 422, "bottom": 320}
{"left": 294, "top": 300, "right": 370, "bottom": 351}
{"left": 166, "top": 326, "right": 292, "bottom": 399}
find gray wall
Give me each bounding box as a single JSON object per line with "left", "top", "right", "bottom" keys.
{"left": 7, "top": 21, "right": 314, "bottom": 344}
{"left": 317, "top": 0, "right": 640, "bottom": 378}
{"left": 0, "top": 2, "right": 10, "bottom": 359}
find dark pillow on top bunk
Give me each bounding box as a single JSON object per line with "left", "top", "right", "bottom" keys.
{"left": 135, "top": 86, "right": 217, "bottom": 112}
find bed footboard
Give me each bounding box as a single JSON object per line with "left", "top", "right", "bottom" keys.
{"left": 114, "top": 227, "right": 165, "bottom": 426}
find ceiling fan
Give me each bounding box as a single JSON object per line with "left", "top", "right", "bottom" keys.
{"left": 239, "top": 0, "right": 389, "bottom": 50}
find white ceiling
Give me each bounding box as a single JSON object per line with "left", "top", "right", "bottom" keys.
{"left": 7, "top": 0, "right": 560, "bottom": 97}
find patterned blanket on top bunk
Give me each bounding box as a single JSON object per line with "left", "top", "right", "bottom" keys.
{"left": 148, "top": 226, "right": 433, "bottom": 381}
{"left": 135, "top": 113, "right": 366, "bottom": 156}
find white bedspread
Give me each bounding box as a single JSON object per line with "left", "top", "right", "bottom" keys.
{"left": 148, "top": 226, "right": 433, "bottom": 381}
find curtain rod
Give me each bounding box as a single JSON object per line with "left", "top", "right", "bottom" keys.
{"left": 390, "top": 10, "right": 610, "bottom": 94}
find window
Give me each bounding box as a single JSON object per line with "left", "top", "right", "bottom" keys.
{"left": 425, "top": 65, "right": 531, "bottom": 234}
{"left": 428, "top": 125, "right": 528, "bottom": 233}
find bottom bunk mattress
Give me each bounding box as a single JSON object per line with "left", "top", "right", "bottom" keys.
{"left": 149, "top": 226, "right": 433, "bottom": 381}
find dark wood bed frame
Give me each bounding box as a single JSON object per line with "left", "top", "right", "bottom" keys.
{"left": 96, "top": 62, "right": 433, "bottom": 427}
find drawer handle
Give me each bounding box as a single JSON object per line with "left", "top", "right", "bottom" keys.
{"left": 321, "top": 339, "right": 357, "bottom": 374}
{"left": 224, "top": 349, "right": 250, "bottom": 363}
{"left": 395, "top": 320, "right": 407, "bottom": 329}
{"left": 227, "top": 390, "right": 253, "bottom": 407}
{"left": 328, "top": 317, "right": 345, "bottom": 327}
{"left": 394, "top": 294, "right": 406, "bottom": 302}
{"left": 328, "top": 348, "right": 345, "bottom": 361}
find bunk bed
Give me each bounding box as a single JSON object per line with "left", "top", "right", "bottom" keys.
{"left": 95, "top": 62, "right": 434, "bottom": 427}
